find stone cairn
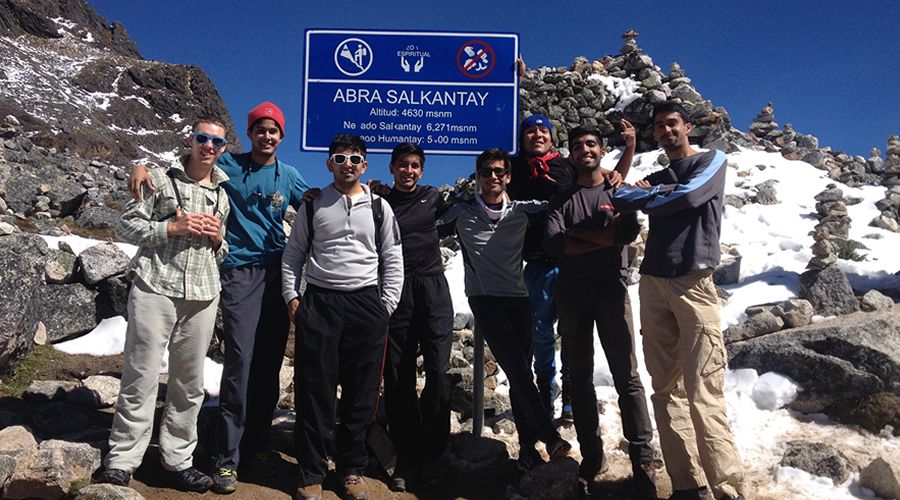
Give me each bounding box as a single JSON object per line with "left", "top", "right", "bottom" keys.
{"left": 869, "top": 136, "right": 900, "bottom": 232}
{"left": 749, "top": 102, "right": 779, "bottom": 139}
{"left": 810, "top": 184, "right": 852, "bottom": 268}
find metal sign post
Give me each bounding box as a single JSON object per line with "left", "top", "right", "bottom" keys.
{"left": 303, "top": 29, "right": 519, "bottom": 155}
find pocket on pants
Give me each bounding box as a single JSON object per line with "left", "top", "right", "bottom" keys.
{"left": 699, "top": 324, "right": 726, "bottom": 378}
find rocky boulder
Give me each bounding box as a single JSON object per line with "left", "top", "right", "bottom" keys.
{"left": 82, "top": 375, "right": 120, "bottom": 408}
{"left": 0, "top": 426, "right": 38, "bottom": 458}
{"left": 78, "top": 243, "right": 130, "bottom": 285}
{"left": 22, "top": 380, "right": 79, "bottom": 403}
{"left": 0, "top": 234, "right": 48, "bottom": 374}
{"left": 797, "top": 265, "right": 859, "bottom": 316}
{"left": 30, "top": 282, "right": 100, "bottom": 343}
{"left": 780, "top": 441, "right": 853, "bottom": 485}
{"left": 4, "top": 440, "right": 101, "bottom": 499}
{"left": 73, "top": 483, "right": 145, "bottom": 500}
{"left": 727, "top": 308, "right": 900, "bottom": 422}
{"left": 859, "top": 454, "right": 900, "bottom": 500}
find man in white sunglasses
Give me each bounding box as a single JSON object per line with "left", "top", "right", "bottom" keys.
{"left": 282, "top": 134, "right": 403, "bottom": 500}
{"left": 127, "top": 102, "right": 309, "bottom": 494}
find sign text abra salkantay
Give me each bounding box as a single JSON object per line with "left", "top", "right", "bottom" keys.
{"left": 303, "top": 29, "right": 519, "bottom": 155}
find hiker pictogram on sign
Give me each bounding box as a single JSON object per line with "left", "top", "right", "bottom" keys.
{"left": 334, "top": 38, "right": 373, "bottom": 76}
{"left": 457, "top": 40, "right": 495, "bottom": 79}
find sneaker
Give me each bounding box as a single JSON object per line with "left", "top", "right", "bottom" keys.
{"left": 578, "top": 453, "right": 609, "bottom": 482}
{"left": 171, "top": 467, "right": 213, "bottom": 493}
{"left": 94, "top": 467, "right": 131, "bottom": 486}
{"left": 343, "top": 474, "right": 368, "bottom": 500}
{"left": 632, "top": 461, "right": 657, "bottom": 498}
{"left": 211, "top": 468, "right": 238, "bottom": 494}
{"left": 515, "top": 447, "right": 546, "bottom": 473}
{"left": 389, "top": 475, "right": 407, "bottom": 492}
{"left": 546, "top": 438, "right": 572, "bottom": 460}
{"left": 295, "top": 483, "right": 323, "bottom": 500}
{"left": 669, "top": 486, "right": 713, "bottom": 500}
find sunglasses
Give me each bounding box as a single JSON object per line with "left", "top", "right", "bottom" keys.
{"left": 330, "top": 154, "right": 365, "bottom": 165}
{"left": 478, "top": 167, "right": 509, "bottom": 178}
{"left": 192, "top": 132, "right": 227, "bottom": 148}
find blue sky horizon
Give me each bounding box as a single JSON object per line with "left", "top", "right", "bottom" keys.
{"left": 88, "top": 0, "right": 899, "bottom": 188}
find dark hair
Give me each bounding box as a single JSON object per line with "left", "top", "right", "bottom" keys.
{"left": 651, "top": 101, "right": 691, "bottom": 124}
{"left": 191, "top": 116, "right": 227, "bottom": 133}
{"left": 328, "top": 134, "right": 367, "bottom": 156}
{"left": 390, "top": 142, "right": 425, "bottom": 166}
{"left": 567, "top": 126, "right": 603, "bottom": 147}
{"left": 475, "top": 147, "right": 510, "bottom": 173}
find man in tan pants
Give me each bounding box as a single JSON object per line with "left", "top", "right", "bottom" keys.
{"left": 613, "top": 102, "right": 745, "bottom": 500}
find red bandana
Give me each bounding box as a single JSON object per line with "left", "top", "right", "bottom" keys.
{"left": 527, "top": 151, "right": 561, "bottom": 182}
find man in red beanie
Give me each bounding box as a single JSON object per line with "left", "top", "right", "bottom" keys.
{"left": 128, "top": 101, "right": 309, "bottom": 494}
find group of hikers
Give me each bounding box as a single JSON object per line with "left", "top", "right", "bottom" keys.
{"left": 92, "top": 98, "right": 747, "bottom": 500}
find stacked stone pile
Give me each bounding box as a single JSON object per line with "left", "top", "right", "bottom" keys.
{"left": 870, "top": 136, "right": 900, "bottom": 232}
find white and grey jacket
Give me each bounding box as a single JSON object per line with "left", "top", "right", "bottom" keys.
{"left": 281, "top": 184, "right": 404, "bottom": 314}
{"left": 439, "top": 196, "right": 546, "bottom": 297}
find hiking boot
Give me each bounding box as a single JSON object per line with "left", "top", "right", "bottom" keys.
{"left": 632, "top": 461, "right": 657, "bottom": 498}
{"left": 578, "top": 453, "right": 609, "bottom": 482}
{"left": 546, "top": 438, "right": 572, "bottom": 460}
{"left": 211, "top": 468, "right": 238, "bottom": 494}
{"left": 669, "top": 486, "right": 713, "bottom": 500}
{"left": 171, "top": 467, "right": 213, "bottom": 493}
{"left": 241, "top": 450, "right": 279, "bottom": 477}
{"left": 515, "top": 447, "right": 546, "bottom": 473}
{"left": 94, "top": 467, "right": 131, "bottom": 486}
{"left": 295, "top": 483, "right": 323, "bottom": 500}
{"left": 343, "top": 474, "right": 368, "bottom": 500}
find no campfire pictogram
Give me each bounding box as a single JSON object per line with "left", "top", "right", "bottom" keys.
{"left": 457, "top": 40, "right": 496, "bottom": 79}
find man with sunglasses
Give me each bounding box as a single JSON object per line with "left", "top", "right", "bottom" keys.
{"left": 127, "top": 102, "right": 309, "bottom": 494}
{"left": 507, "top": 114, "right": 635, "bottom": 422}
{"left": 544, "top": 126, "right": 655, "bottom": 497}
{"left": 366, "top": 143, "right": 453, "bottom": 492}
{"left": 96, "top": 117, "right": 231, "bottom": 492}
{"left": 438, "top": 148, "right": 572, "bottom": 473}
{"left": 282, "top": 134, "right": 403, "bottom": 500}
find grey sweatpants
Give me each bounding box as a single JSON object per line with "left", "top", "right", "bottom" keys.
{"left": 105, "top": 278, "right": 219, "bottom": 473}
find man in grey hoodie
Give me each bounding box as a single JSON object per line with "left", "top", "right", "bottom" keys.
{"left": 281, "top": 134, "right": 403, "bottom": 500}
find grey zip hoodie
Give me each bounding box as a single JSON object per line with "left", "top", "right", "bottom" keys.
{"left": 281, "top": 184, "right": 404, "bottom": 314}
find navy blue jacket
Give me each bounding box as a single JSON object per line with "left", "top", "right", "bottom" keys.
{"left": 613, "top": 150, "right": 727, "bottom": 278}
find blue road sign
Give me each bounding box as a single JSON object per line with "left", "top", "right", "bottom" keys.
{"left": 303, "top": 29, "right": 519, "bottom": 155}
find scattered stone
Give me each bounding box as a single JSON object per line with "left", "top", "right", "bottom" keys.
{"left": 0, "top": 454, "right": 15, "bottom": 491}
{"left": 725, "top": 311, "right": 783, "bottom": 342}
{"left": 4, "top": 440, "right": 101, "bottom": 499}
{"left": 713, "top": 254, "right": 741, "bottom": 285}
{"left": 518, "top": 457, "right": 581, "bottom": 500}
{"left": 0, "top": 222, "right": 15, "bottom": 235}
{"left": 780, "top": 441, "right": 853, "bottom": 485}
{"left": 0, "top": 426, "right": 38, "bottom": 458}
{"left": 73, "top": 483, "right": 146, "bottom": 500}
{"left": 453, "top": 311, "right": 474, "bottom": 330}
{"left": 774, "top": 299, "right": 815, "bottom": 329}
{"left": 860, "top": 289, "right": 894, "bottom": 312}
{"left": 44, "top": 248, "right": 78, "bottom": 284}
{"left": 798, "top": 265, "right": 859, "bottom": 316}
{"left": 30, "top": 283, "right": 100, "bottom": 343}
{"left": 445, "top": 433, "right": 509, "bottom": 475}
{"left": 754, "top": 180, "right": 779, "bottom": 205}
{"left": 78, "top": 243, "right": 130, "bottom": 285}
{"left": 859, "top": 454, "right": 900, "bottom": 499}
{"left": 82, "top": 375, "right": 121, "bottom": 408}
{"left": 0, "top": 234, "right": 48, "bottom": 374}
{"left": 22, "top": 380, "right": 78, "bottom": 403}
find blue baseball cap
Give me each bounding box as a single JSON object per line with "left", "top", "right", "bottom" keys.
{"left": 521, "top": 114, "right": 554, "bottom": 134}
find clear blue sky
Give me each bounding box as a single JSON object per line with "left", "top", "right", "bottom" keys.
{"left": 88, "top": 0, "right": 899, "bottom": 188}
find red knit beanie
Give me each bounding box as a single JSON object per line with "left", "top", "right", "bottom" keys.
{"left": 247, "top": 101, "right": 285, "bottom": 136}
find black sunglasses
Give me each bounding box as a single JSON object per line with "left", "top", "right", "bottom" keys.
{"left": 478, "top": 167, "right": 509, "bottom": 178}
{"left": 192, "top": 132, "right": 227, "bottom": 148}
{"left": 330, "top": 154, "right": 365, "bottom": 165}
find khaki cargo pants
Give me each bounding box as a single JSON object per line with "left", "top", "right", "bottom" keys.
{"left": 639, "top": 269, "right": 746, "bottom": 499}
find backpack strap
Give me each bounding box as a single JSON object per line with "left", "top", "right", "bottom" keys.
{"left": 306, "top": 199, "right": 315, "bottom": 251}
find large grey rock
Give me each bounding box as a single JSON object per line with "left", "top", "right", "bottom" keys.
{"left": 0, "top": 234, "right": 48, "bottom": 374}
{"left": 4, "top": 440, "right": 101, "bottom": 499}
{"left": 780, "top": 441, "right": 853, "bottom": 485}
{"left": 44, "top": 247, "right": 78, "bottom": 284}
{"left": 96, "top": 274, "right": 131, "bottom": 319}
{"left": 724, "top": 311, "right": 784, "bottom": 343}
{"left": 74, "top": 483, "right": 145, "bottom": 500}
{"left": 519, "top": 457, "right": 581, "bottom": 500}
{"left": 728, "top": 309, "right": 900, "bottom": 418}
{"left": 713, "top": 254, "right": 741, "bottom": 285}
{"left": 30, "top": 282, "right": 99, "bottom": 343}
{"left": 22, "top": 380, "right": 78, "bottom": 403}
{"left": 859, "top": 454, "right": 900, "bottom": 500}
{"left": 0, "top": 454, "right": 15, "bottom": 491}
{"left": 754, "top": 180, "right": 779, "bottom": 205}
{"left": 860, "top": 289, "right": 894, "bottom": 312}
{"left": 774, "top": 299, "right": 815, "bottom": 328}
{"left": 454, "top": 311, "right": 474, "bottom": 330}
{"left": 82, "top": 375, "right": 120, "bottom": 408}
{"left": 78, "top": 243, "right": 130, "bottom": 285}
{"left": 798, "top": 265, "right": 860, "bottom": 316}
{"left": 0, "top": 426, "right": 38, "bottom": 458}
